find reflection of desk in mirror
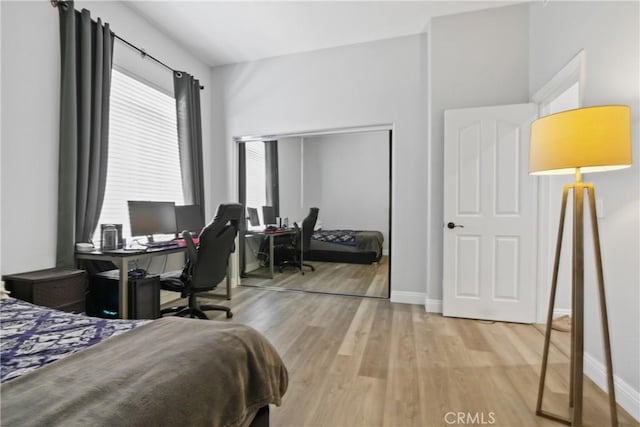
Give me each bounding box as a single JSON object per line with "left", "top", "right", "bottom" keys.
{"left": 242, "top": 229, "right": 295, "bottom": 279}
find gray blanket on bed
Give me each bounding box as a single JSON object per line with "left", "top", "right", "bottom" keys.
{"left": 0, "top": 317, "right": 288, "bottom": 427}
{"left": 354, "top": 231, "right": 384, "bottom": 255}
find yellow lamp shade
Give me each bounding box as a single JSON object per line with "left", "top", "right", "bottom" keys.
{"left": 529, "top": 105, "right": 632, "bottom": 175}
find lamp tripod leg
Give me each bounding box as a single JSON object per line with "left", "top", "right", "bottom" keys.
{"left": 537, "top": 184, "right": 619, "bottom": 427}
{"left": 569, "top": 258, "right": 575, "bottom": 408}
{"left": 586, "top": 185, "right": 618, "bottom": 427}
{"left": 537, "top": 186, "right": 570, "bottom": 416}
{"left": 572, "top": 186, "right": 585, "bottom": 427}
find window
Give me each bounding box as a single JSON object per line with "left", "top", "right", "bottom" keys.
{"left": 93, "top": 69, "right": 184, "bottom": 243}
{"left": 244, "top": 141, "right": 267, "bottom": 224}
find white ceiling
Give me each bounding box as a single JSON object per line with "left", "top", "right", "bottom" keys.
{"left": 124, "top": 1, "right": 521, "bottom": 67}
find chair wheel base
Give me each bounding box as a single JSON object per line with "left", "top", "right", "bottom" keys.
{"left": 160, "top": 301, "right": 233, "bottom": 320}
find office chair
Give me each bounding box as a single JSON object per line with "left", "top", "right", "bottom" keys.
{"left": 278, "top": 207, "right": 319, "bottom": 275}
{"left": 159, "top": 203, "right": 243, "bottom": 319}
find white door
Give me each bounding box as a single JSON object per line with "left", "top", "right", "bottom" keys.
{"left": 442, "top": 104, "right": 538, "bottom": 323}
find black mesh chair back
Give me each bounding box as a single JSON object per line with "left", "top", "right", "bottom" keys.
{"left": 278, "top": 207, "right": 318, "bottom": 275}
{"left": 160, "top": 203, "right": 243, "bottom": 319}
{"left": 189, "top": 203, "right": 243, "bottom": 291}
{"left": 300, "top": 207, "right": 319, "bottom": 252}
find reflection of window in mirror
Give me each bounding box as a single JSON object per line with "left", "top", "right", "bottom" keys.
{"left": 245, "top": 142, "right": 267, "bottom": 224}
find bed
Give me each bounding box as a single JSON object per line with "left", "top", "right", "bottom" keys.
{"left": 0, "top": 296, "right": 288, "bottom": 427}
{"left": 307, "top": 229, "right": 384, "bottom": 264}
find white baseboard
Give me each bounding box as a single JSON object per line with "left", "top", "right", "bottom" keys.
{"left": 425, "top": 298, "right": 443, "bottom": 313}
{"left": 390, "top": 291, "right": 426, "bottom": 305}
{"left": 382, "top": 249, "right": 389, "bottom": 256}
{"left": 553, "top": 308, "right": 572, "bottom": 318}
{"left": 230, "top": 275, "right": 239, "bottom": 287}
{"left": 245, "top": 261, "right": 260, "bottom": 272}
{"left": 583, "top": 352, "right": 640, "bottom": 421}
{"left": 536, "top": 308, "right": 572, "bottom": 324}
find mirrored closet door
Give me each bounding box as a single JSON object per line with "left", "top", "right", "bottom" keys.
{"left": 238, "top": 129, "right": 391, "bottom": 298}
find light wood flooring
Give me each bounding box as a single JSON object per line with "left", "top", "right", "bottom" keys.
{"left": 241, "top": 255, "right": 389, "bottom": 298}
{"left": 167, "top": 287, "right": 638, "bottom": 427}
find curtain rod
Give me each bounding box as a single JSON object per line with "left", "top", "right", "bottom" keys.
{"left": 51, "top": 0, "right": 204, "bottom": 90}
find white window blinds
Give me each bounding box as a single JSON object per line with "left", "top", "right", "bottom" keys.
{"left": 93, "top": 69, "right": 184, "bottom": 243}
{"left": 245, "top": 142, "right": 267, "bottom": 224}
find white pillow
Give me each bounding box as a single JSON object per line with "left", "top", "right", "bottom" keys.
{"left": 294, "top": 219, "right": 322, "bottom": 231}
{"left": 0, "top": 280, "right": 10, "bottom": 300}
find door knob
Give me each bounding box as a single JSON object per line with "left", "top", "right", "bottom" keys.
{"left": 447, "top": 222, "right": 464, "bottom": 229}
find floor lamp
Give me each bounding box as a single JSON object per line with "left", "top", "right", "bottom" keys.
{"left": 529, "top": 105, "right": 632, "bottom": 426}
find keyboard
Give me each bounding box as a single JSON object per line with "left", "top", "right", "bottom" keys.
{"left": 175, "top": 237, "right": 200, "bottom": 247}
{"left": 102, "top": 248, "right": 146, "bottom": 254}
{"left": 145, "top": 240, "right": 179, "bottom": 249}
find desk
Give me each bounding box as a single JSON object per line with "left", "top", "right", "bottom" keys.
{"left": 76, "top": 246, "right": 232, "bottom": 319}
{"left": 243, "top": 230, "right": 295, "bottom": 279}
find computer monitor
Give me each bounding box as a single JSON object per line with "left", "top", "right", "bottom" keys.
{"left": 176, "top": 205, "right": 204, "bottom": 236}
{"left": 128, "top": 201, "right": 177, "bottom": 241}
{"left": 247, "top": 207, "right": 260, "bottom": 227}
{"left": 262, "top": 205, "right": 276, "bottom": 226}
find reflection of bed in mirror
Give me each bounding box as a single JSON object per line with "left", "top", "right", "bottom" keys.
{"left": 307, "top": 229, "right": 383, "bottom": 264}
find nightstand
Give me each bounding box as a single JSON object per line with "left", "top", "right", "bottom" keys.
{"left": 3, "top": 268, "right": 87, "bottom": 313}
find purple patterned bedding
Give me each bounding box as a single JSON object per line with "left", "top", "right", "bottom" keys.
{"left": 311, "top": 230, "right": 357, "bottom": 246}
{"left": 0, "top": 297, "right": 147, "bottom": 383}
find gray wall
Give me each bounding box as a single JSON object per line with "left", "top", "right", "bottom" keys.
{"left": 0, "top": 2, "right": 2, "bottom": 276}
{"left": 277, "top": 137, "right": 305, "bottom": 223}
{"left": 530, "top": 0, "right": 640, "bottom": 411}
{"left": 0, "top": 1, "right": 214, "bottom": 275}
{"left": 1, "top": 1, "right": 59, "bottom": 274}
{"left": 213, "top": 34, "right": 428, "bottom": 299}
{"left": 302, "top": 132, "right": 390, "bottom": 252}
{"left": 429, "top": 3, "right": 530, "bottom": 301}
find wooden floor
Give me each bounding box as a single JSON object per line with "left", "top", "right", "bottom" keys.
{"left": 180, "top": 287, "right": 637, "bottom": 427}
{"left": 241, "top": 255, "right": 389, "bottom": 298}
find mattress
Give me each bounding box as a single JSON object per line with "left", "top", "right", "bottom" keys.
{"left": 308, "top": 230, "right": 384, "bottom": 264}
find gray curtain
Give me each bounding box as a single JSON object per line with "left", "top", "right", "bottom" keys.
{"left": 265, "top": 140, "right": 280, "bottom": 216}
{"left": 174, "top": 72, "right": 205, "bottom": 221}
{"left": 57, "top": 3, "right": 114, "bottom": 267}
{"left": 238, "top": 143, "right": 247, "bottom": 275}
